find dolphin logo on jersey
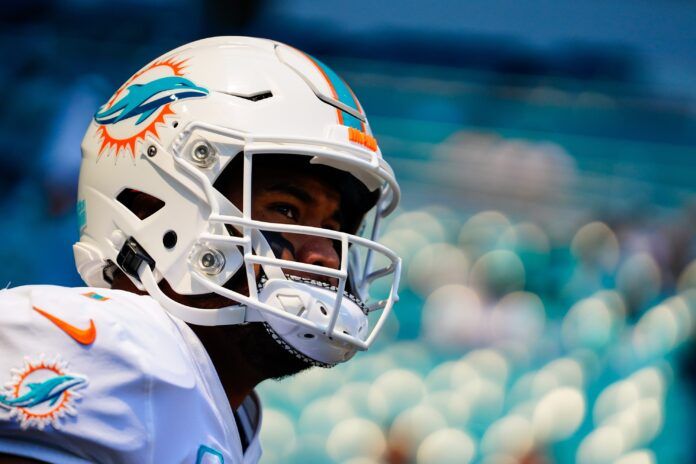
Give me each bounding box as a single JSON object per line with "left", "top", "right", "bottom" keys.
{"left": 94, "top": 76, "right": 208, "bottom": 125}
{"left": 0, "top": 356, "right": 88, "bottom": 430}
{"left": 0, "top": 375, "right": 86, "bottom": 409}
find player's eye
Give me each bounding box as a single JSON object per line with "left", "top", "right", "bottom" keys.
{"left": 272, "top": 203, "right": 298, "bottom": 221}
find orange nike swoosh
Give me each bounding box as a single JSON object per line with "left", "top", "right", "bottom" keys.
{"left": 33, "top": 306, "right": 97, "bottom": 346}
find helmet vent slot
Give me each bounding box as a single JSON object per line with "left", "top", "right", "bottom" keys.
{"left": 116, "top": 188, "right": 165, "bottom": 220}
{"left": 217, "top": 90, "right": 273, "bottom": 102}
{"left": 246, "top": 91, "right": 273, "bottom": 102}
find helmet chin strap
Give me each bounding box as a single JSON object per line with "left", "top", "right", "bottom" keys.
{"left": 138, "top": 259, "right": 350, "bottom": 366}
{"left": 138, "top": 264, "right": 256, "bottom": 326}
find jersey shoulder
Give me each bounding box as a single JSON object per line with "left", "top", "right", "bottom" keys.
{"left": 0, "top": 284, "right": 172, "bottom": 327}
{"left": 0, "top": 284, "right": 203, "bottom": 394}
{"left": 0, "top": 284, "right": 182, "bottom": 356}
{"left": 0, "top": 285, "right": 236, "bottom": 463}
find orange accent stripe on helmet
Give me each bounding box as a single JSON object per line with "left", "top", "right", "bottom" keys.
{"left": 348, "top": 127, "right": 378, "bottom": 152}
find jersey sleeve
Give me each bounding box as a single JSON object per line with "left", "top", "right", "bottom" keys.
{"left": 0, "top": 285, "right": 245, "bottom": 464}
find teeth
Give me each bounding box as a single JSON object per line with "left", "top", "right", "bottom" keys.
{"left": 257, "top": 274, "right": 368, "bottom": 315}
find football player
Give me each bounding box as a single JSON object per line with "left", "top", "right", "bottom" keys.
{"left": 0, "top": 37, "right": 401, "bottom": 463}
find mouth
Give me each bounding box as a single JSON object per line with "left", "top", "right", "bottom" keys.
{"left": 282, "top": 269, "right": 338, "bottom": 288}
{"left": 257, "top": 274, "right": 369, "bottom": 315}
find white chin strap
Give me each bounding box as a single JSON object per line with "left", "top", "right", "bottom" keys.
{"left": 137, "top": 264, "right": 368, "bottom": 365}
{"left": 139, "top": 265, "right": 254, "bottom": 325}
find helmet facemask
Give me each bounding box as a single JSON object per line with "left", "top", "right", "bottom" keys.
{"left": 119, "top": 124, "right": 401, "bottom": 365}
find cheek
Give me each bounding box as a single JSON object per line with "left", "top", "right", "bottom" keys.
{"left": 249, "top": 196, "right": 274, "bottom": 221}
{"left": 224, "top": 185, "right": 244, "bottom": 211}
{"left": 253, "top": 207, "right": 271, "bottom": 221}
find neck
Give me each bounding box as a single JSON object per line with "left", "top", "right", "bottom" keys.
{"left": 190, "top": 325, "right": 265, "bottom": 409}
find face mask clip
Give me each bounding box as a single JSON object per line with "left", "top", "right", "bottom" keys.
{"left": 117, "top": 236, "right": 156, "bottom": 282}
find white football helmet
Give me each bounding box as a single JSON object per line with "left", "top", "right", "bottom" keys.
{"left": 74, "top": 36, "right": 401, "bottom": 366}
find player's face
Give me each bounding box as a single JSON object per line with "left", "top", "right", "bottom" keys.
{"left": 226, "top": 163, "right": 343, "bottom": 285}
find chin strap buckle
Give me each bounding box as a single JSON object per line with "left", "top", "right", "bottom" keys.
{"left": 116, "top": 237, "right": 156, "bottom": 282}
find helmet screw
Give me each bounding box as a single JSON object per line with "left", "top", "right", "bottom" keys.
{"left": 196, "top": 247, "right": 225, "bottom": 275}
{"left": 147, "top": 145, "right": 157, "bottom": 157}
{"left": 201, "top": 252, "right": 215, "bottom": 267}
{"left": 190, "top": 140, "right": 216, "bottom": 168}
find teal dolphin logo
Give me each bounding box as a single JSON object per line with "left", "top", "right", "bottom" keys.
{"left": 94, "top": 76, "right": 208, "bottom": 126}
{"left": 0, "top": 375, "right": 87, "bottom": 409}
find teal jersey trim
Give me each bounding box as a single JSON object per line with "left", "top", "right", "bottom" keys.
{"left": 196, "top": 445, "right": 224, "bottom": 464}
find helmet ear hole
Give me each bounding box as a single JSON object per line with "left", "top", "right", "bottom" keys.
{"left": 116, "top": 188, "right": 165, "bottom": 220}
{"left": 163, "top": 231, "right": 177, "bottom": 249}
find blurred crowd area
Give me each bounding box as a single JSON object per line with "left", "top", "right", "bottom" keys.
{"left": 1, "top": 1, "right": 695, "bottom": 463}
{"left": 259, "top": 210, "right": 696, "bottom": 463}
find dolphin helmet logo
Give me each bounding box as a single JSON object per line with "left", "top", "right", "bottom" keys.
{"left": 94, "top": 76, "right": 208, "bottom": 125}
{"left": 94, "top": 56, "right": 208, "bottom": 159}
{"left": 0, "top": 356, "right": 88, "bottom": 430}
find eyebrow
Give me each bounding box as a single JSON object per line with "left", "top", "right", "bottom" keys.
{"left": 265, "top": 184, "right": 314, "bottom": 204}
{"left": 266, "top": 183, "right": 344, "bottom": 227}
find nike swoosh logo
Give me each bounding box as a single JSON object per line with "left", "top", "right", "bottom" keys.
{"left": 33, "top": 306, "right": 96, "bottom": 346}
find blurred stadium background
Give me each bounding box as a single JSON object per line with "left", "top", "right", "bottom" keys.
{"left": 2, "top": 1, "right": 695, "bottom": 463}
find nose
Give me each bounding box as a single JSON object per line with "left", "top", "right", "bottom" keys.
{"left": 294, "top": 236, "right": 340, "bottom": 271}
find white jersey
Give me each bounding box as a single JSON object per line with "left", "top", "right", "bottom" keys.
{"left": 0, "top": 285, "right": 262, "bottom": 464}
